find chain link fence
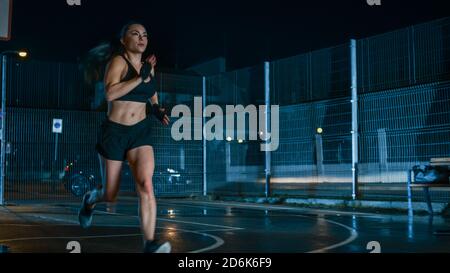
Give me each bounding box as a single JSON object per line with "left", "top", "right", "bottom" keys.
{"left": 2, "top": 17, "right": 450, "bottom": 203}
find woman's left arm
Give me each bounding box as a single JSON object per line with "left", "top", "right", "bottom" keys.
{"left": 146, "top": 54, "right": 157, "bottom": 78}
{"left": 150, "top": 92, "right": 159, "bottom": 106}
{"left": 145, "top": 55, "right": 169, "bottom": 126}
{"left": 150, "top": 92, "right": 170, "bottom": 126}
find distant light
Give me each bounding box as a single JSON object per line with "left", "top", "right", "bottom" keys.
{"left": 259, "top": 131, "right": 264, "bottom": 136}
{"left": 238, "top": 139, "right": 244, "bottom": 143}
{"left": 18, "top": 51, "right": 28, "bottom": 58}
{"left": 317, "top": 128, "right": 323, "bottom": 134}
{"left": 226, "top": 136, "right": 232, "bottom": 142}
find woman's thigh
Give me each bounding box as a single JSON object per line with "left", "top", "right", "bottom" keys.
{"left": 99, "top": 155, "right": 123, "bottom": 200}
{"left": 126, "top": 146, "right": 155, "bottom": 193}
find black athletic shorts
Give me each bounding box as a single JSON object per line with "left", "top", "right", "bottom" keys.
{"left": 95, "top": 116, "right": 154, "bottom": 161}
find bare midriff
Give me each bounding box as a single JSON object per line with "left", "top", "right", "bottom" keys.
{"left": 107, "top": 100, "right": 147, "bottom": 125}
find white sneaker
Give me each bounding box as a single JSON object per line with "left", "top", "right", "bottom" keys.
{"left": 144, "top": 241, "right": 171, "bottom": 253}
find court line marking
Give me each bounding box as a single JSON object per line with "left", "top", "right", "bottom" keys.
{"left": 305, "top": 217, "right": 359, "bottom": 253}
{"left": 185, "top": 231, "right": 224, "bottom": 253}
{"left": 83, "top": 202, "right": 359, "bottom": 253}
{"left": 0, "top": 233, "right": 144, "bottom": 243}
{"left": 4, "top": 203, "right": 357, "bottom": 253}
{"left": 155, "top": 218, "right": 243, "bottom": 230}
{"left": 93, "top": 209, "right": 244, "bottom": 230}
{"left": 0, "top": 223, "right": 238, "bottom": 233}
{"left": 159, "top": 200, "right": 374, "bottom": 217}
{"left": 158, "top": 200, "right": 360, "bottom": 253}
{"left": 0, "top": 223, "right": 79, "bottom": 227}
{"left": 87, "top": 209, "right": 230, "bottom": 252}
{"left": 0, "top": 231, "right": 225, "bottom": 254}
{"left": 0, "top": 213, "right": 225, "bottom": 253}
{"left": 26, "top": 204, "right": 245, "bottom": 230}
{"left": 20, "top": 211, "right": 244, "bottom": 233}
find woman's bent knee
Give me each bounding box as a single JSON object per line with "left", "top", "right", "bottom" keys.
{"left": 137, "top": 179, "right": 155, "bottom": 197}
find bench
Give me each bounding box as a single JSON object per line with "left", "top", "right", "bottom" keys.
{"left": 407, "top": 158, "right": 450, "bottom": 215}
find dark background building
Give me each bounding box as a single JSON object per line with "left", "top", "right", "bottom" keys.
{"left": 1, "top": 0, "right": 449, "bottom": 70}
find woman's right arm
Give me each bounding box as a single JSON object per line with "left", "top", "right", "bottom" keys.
{"left": 103, "top": 56, "right": 143, "bottom": 102}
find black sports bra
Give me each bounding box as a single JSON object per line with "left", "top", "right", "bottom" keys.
{"left": 114, "top": 54, "right": 156, "bottom": 103}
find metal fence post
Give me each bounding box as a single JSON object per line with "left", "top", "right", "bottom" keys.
{"left": 350, "top": 39, "right": 359, "bottom": 200}
{"left": 1, "top": 55, "right": 7, "bottom": 205}
{"left": 202, "top": 76, "right": 207, "bottom": 197}
{"left": 315, "top": 134, "right": 324, "bottom": 181}
{"left": 410, "top": 26, "right": 417, "bottom": 85}
{"left": 264, "top": 62, "right": 271, "bottom": 198}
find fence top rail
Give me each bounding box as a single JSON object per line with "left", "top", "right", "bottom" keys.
{"left": 358, "top": 16, "right": 450, "bottom": 42}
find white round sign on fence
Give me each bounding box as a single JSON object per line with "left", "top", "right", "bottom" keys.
{"left": 52, "top": 119, "right": 63, "bottom": 134}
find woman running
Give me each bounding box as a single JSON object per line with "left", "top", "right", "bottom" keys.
{"left": 78, "top": 21, "right": 171, "bottom": 253}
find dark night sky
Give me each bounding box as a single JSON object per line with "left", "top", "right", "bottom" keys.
{"left": 1, "top": 0, "right": 450, "bottom": 70}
